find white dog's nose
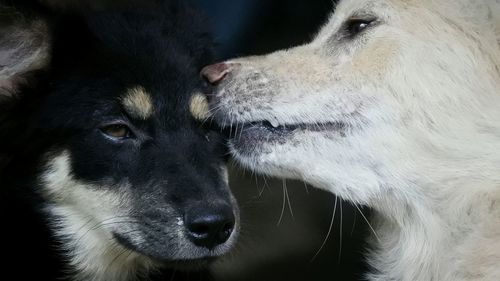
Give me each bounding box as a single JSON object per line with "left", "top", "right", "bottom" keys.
{"left": 201, "top": 62, "right": 232, "bottom": 85}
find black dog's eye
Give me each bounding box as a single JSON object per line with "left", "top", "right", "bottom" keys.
{"left": 101, "top": 124, "right": 133, "bottom": 140}
{"left": 345, "top": 18, "right": 376, "bottom": 37}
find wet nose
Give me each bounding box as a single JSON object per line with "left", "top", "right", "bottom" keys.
{"left": 185, "top": 204, "right": 235, "bottom": 248}
{"left": 201, "top": 62, "right": 231, "bottom": 85}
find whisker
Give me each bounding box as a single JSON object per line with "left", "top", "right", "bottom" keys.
{"left": 75, "top": 218, "right": 141, "bottom": 244}
{"left": 259, "top": 176, "right": 270, "bottom": 197}
{"left": 235, "top": 122, "right": 240, "bottom": 139}
{"left": 311, "top": 195, "right": 338, "bottom": 262}
{"left": 338, "top": 200, "right": 343, "bottom": 264}
{"left": 354, "top": 204, "right": 380, "bottom": 242}
{"left": 284, "top": 179, "right": 294, "bottom": 220}
{"left": 229, "top": 116, "right": 234, "bottom": 137}
{"left": 74, "top": 218, "right": 117, "bottom": 243}
{"left": 72, "top": 216, "right": 94, "bottom": 238}
{"left": 114, "top": 229, "right": 143, "bottom": 240}
{"left": 106, "top": 244, "right": 130, "bottom": 272}
{"left": 169, "top": 269, "right": 177, "bottom": 281}
{"left": 203, "top": 112, "right": 217, "bottom": 126}
{"left": 222, "top": 114, "right": 228, "bottom": 133}
{"left": 74, "top": 215, "right": 129, "bottom": 237}
{"left": 350, "top": 209, "right": 357, "bottom": 236}
{"left": 238, "top": 122, "right": 245, "bottom": 140}
{"left": 277, "top": 181, "right": 287, "bottom": 226}
{"left": 205, "top": 103, "right": 223, "bottom": 116}
{"left": 303, "top": 181, "right": 310, "bottom": 194}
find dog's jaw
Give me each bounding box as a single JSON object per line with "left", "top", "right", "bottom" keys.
{"left": 46, "top": 204, "right": 159, "bottom": 281}
{"left": 40, "top": 151, "right": 159, "bottom": 281}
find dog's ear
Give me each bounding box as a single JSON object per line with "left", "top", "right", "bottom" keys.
{"left": 0, "top": 5, "right": 51, "bottom": 101}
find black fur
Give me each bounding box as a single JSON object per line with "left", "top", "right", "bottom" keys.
{"left": 1, "top": 1, "right": 236, "bottom": 280}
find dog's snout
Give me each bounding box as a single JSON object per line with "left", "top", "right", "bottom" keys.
{"left": 185, "top": 204, "right": 235, "bottom": 248}
{"left": 201, "top": 62, "right": 233, "bottom": 85}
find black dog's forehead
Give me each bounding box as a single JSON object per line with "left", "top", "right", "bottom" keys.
{"left": 79, "top": 0, "right": 214, "bottom": 72}
{"left": 108, "top": 78, "right": 197, "bottom": 124}
{"left": 42, "top": 0, "right": 213, "bottom": 128}
{"left": 43, "top": 75, "right": 197, "bottom": 130}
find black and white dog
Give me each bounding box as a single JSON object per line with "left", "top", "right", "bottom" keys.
{"left": 0, "top": 1, "right": 239, "bottom": 280}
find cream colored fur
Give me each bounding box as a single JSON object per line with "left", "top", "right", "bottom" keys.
{"left": 41, "top": 151, "right": 159, "bottom": 281}
{"left": 211, "top": 0, "right": 500, "bottom": 280}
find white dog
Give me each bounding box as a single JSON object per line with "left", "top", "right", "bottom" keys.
{"left": 201, "top": 0, "right": 500, "bottom": 280}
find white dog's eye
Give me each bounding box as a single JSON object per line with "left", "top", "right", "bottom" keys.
{"left": 345, "top": 18, "right": 376, "bottom": 37}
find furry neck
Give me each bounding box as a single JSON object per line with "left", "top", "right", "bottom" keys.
{"left": 367, "top": 188, "right": 500, "bottom": 281}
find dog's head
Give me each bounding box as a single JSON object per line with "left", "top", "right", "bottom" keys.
{"left": 4, "top": 1, "right": 239, "bottom": 275}
{"left": 203, "top": 0, "right": 500, "bottom": 206}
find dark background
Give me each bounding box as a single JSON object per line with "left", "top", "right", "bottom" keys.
{"left": 194, "top": 0, "right": 336, "bottom": 58}
{"left": 188, "top": 1, "right": 371, "bottom": 280}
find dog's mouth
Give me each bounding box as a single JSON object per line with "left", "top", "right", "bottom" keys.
{"left": 218, "top": 118, "right": 347, "bottom": 156}
{"left": 112, "top": 232, "right": 225, "bottom": 268}
{"left": 222, "top": 119, "right": 346, "bottom": 139}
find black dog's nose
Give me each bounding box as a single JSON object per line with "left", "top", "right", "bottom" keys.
{"left": 185, "top": 205, "right": 235, "bottom": 248}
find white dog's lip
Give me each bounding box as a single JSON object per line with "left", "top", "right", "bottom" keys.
{"left": 227, "top": 120, "right": 347, "bottom": 134}
{"left": 245, "top": 120, "right": 298, "bottom": 133}
{"left": 221, "top": 119, "right": 347, "bottom": 153}
{"left": 224, "top": 119, "right": 347, "bottom": 158}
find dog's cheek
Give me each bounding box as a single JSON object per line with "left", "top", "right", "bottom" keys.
{"left": 350, "top": 38, "right": 401, "bottom": 80}
{"left": 40, "top": 151, "right": 133, "bottom": 223}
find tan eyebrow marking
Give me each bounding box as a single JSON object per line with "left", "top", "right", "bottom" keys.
{"left": 121, "top": 86, "right": 153, "bottom": 120}
{"left": 189, "top": 92, "right": 210, "bottom": 121}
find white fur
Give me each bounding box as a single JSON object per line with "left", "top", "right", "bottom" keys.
{"left": 212, "top": 0, "right": 500, "bottom": 280}
{"left": 40, "top": 151, "right": 158, "bottom": 281}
